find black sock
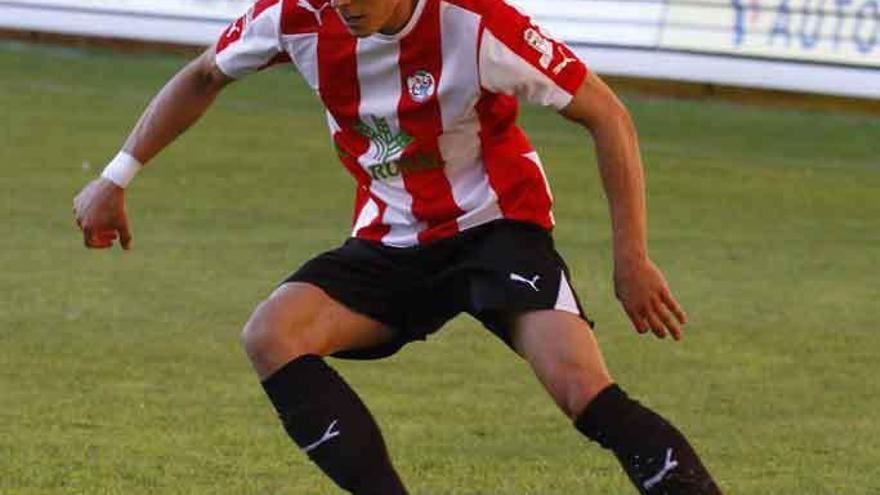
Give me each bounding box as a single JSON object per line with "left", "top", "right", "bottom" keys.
{"left": 575, "top": 384, "right": 723, "bottom": 495}
{"left": 261, "top": 355, "right": 408, "bottom": 495}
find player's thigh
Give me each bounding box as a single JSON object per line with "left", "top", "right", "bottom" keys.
{"left": 510, "top": 309, "right": 613, "bottom": 418}
{"left": 243, "top": 282, "right": 393, "bottom": 377}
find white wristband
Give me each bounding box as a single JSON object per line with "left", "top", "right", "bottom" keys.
{"left": 101, "top": 152, "right": 142, "bottom": 188}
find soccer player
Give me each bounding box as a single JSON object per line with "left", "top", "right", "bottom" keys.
{"left": 73, "top": 0, "right": 724, "bottom": 492}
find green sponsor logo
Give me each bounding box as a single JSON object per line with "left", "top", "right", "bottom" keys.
{"left": 355, "top": 116, "right": 413, "bottom": 165}
{"left": 366, "top": 154, "right": 443, "bottom": 180}
{"left": 353, "top": 116, "right": 443, "bottom": 181}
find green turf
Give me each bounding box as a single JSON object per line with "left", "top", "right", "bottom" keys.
{"left": 1, "top": 41, "right": 878, "bottom": 494}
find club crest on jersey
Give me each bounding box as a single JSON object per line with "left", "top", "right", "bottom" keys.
{"left": 406, "top": 70, "right": 436, "bottom": 103}
{"left": 524, "top": 27, "right": 554, "bottom": 69}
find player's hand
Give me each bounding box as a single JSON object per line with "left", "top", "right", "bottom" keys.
{"left": 73, "top": 178, "right": 133, "bottom": 250}
{"left": 613, "top": 257, "right": 687, "bottom": 340}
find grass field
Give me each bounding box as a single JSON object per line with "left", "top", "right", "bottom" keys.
{"left": 1, "top": 41, "right": 879, "bottom": 494}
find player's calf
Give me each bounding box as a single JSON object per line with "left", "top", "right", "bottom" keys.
{"left": 261, "top": 355, "right": 408, "bottom": 494}
{"left": 241, "top": 283, "right": 409, "bottom": 494}
{"left": 575, "top": 385, "right": 724, "bottom": 495}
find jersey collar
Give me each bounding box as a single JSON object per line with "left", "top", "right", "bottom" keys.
{"left": 369, "top": 0, "right": 429, "bottom": 42}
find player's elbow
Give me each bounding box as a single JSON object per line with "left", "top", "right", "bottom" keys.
{"left": 187, "top": 48, "right": 233, "bottom": 95}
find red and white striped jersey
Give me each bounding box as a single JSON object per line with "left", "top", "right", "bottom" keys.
{"left": 215, "top": 0, "right": 588, "bottom": 247}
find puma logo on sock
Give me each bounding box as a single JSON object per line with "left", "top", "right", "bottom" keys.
{"left": 303, "top": 419, "right": 341, "bottom": 453}
{"left": 643, "top": 448, "right": 679, "bottom": 490}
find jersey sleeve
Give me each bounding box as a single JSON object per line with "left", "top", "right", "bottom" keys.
{"left": 214, "top": 0, "right": 289, "bottom": 79}
{"left": 478, "top": 0, "right": 588, "bottom": 109}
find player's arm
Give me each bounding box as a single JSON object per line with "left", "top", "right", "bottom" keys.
{"left": 73, "top": 48, "right": 234, "bottom": 250}
{"left": 560, "top": 72, "right": 688, "bottom": 340}
{"left": 124, "top": 47, "right": 233, "bottom": 165}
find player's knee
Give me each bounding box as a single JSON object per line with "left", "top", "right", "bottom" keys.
{"left": 240, "top": 295, "right": 324, "bottom": 365}
{"left": 240, "top": 299, "right": 280, "bottom": 360}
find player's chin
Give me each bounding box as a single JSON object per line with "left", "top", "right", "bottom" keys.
{"left": 343, "top": 22, "right": 377, "bottom": 37}
{"left": 348, "top": 28, "right": 375, "bottom": 37}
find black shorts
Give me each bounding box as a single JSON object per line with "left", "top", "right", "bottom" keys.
{"left": 284, "top": 220, "right": 592, "bottom": 360}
